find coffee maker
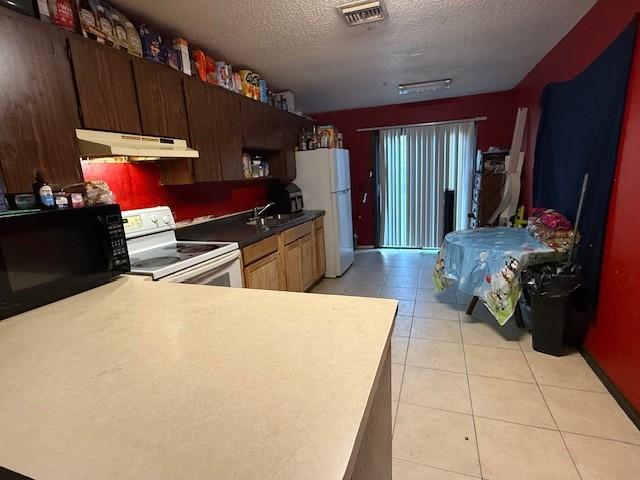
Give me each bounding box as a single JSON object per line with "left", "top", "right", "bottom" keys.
{"left": 268, "top": 183, "right": 304, "bottom": 213}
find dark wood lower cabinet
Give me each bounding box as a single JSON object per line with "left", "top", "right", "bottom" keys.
{"left": 0, "top": 13, "right": 83, "bottom": 192}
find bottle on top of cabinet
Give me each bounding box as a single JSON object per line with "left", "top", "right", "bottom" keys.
{"left": 32, "top": 172, "right": 55, "bottom": 210}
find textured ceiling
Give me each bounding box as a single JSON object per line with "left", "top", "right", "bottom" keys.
{"left": 112, "top": 0, "right": 596, "bottom": 113}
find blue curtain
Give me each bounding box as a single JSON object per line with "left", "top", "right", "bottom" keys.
{"left": 533, "top": 19, "right": 637, "bottom": 341}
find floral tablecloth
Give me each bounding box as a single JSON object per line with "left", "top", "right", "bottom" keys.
{"left": 433, "top": 227, "right": 564, "bottom": 325}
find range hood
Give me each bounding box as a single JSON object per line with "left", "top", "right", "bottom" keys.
{"left": 76, "top": 129, "right": 199, "bottom": 159}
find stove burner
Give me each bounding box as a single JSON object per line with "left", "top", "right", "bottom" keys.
{"left": 175, "top": 244, "right": 220, "bottom": 254}
{"left": 131, "top": 256, "right": 182, "bottom": 269}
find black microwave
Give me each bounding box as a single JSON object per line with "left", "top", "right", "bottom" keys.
{"left": 0, "top": 205, "right": 130, "bottom": 321}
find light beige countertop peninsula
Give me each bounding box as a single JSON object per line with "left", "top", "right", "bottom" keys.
{"left": 0, "top": 276, "right": 397, "bottom": 480}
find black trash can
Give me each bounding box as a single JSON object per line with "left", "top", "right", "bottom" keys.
{"left": 523, "top": 263, "right": 581, "bottom": 356}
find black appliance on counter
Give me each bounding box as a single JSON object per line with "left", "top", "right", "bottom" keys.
{"left": 0, "top": 205, "right": 130, "bottom": 321}
{"left": 0, "top": 0, "right": 37, "bottom": 17}
{"left": 268, "top": 183, "right": 304, "bottom": 214}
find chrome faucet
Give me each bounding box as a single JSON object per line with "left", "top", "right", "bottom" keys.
{"left": 253, "top": 202, "right": 276, "bottom": 218}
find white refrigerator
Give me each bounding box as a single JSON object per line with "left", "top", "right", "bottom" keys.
{"left": 295, "top": 148, "right": 354, "bottom": 278}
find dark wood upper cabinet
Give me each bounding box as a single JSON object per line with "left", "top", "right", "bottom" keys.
{"left": 215, "top": 88, "right": 244, "bottom": 180}
{"left": 68, "top": 36, "right": 141, "bottom": 134}
{"left": 0, "top": 13, "right": 82, "bottom": 192}
{"left": 132, "top": 59, "right": 189, "bottom": 139}
{"left": 240, "top": 96, "right": 267, "bottom": 149}
{"left": 264, "top": 107, "right": 284, "bottom": 151}
{"left": 183, "top": 78, "right": 223, "bottom": 183}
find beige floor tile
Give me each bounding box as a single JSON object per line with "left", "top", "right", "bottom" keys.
{"left": 415, "top": 288, "right": 457, "bottom": 304}
{"left": 401, "top": 366, "right": 471, "bottom": 414}
{"left": 541, "top": 386, "right": 640, "bottom": 444}
{"left": 475, "top": 417, "right": 580, "bottom": 480}
{"left": 414, "top": 301, "right": 459, "bottom": 320}
{"left": 464, "top": 345, "right": 534, "bottom": 383}
{"left": 406, "top": 338, "right": 466, "bottom": 373}
{"left": 468, "top": 375, "right": 556, "bottom": 428}
{"left": 524, "top": 351, "right": 606, "bottom": 392}
{"left": 393, "top": 403, "right": 480, "bottom": 477}
{"left": 461, "top": 320, "right": 521, "bottom": 350}
{"left": 519, "top": 330, "right": 533, "bottom": 351}
{"left": 411, "top": 317, "right": 462, "bottom": 343}
{"left": 392, "top": 336, "right": 409, "bottom": 364}
{"left": 392, "top": 458, "right": 479, "bottom": 480}
{"left": 385, "top": 275, "right": 420, "bottom": 288}
{"left": 393, "top": 315, "right": 413, "bottom": 337}
{"left": 563, "top": 432, "right": 640, "bottom": 480}
{"left": 379, "top": 286, "right": 418, "bottom": 301}
{"left": 388, "top": 266, "right": 422, "bottom": 276}
{"left": 397, "top": 300, "right": 415, "bottom": 316}
{"left": 345, "top": 275, "right": 386, "bottom": 288}
{"left": 418, "top": 275, "right": 437, "bottom": 289}
{"left": 392, "top": 363, "right": 405, "bottom": 401}
{"left": 311, "top": 279, "right": 348, "bottom": 295}
{"left": 342, "top": 283, "right": 382, "bottom": 298}
{"left": 392, "top": 400, "right": 399, "bottom": 427}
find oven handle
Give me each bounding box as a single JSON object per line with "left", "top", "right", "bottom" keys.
{"left": 163, "top": 250, "right": 241, "bottom": 282}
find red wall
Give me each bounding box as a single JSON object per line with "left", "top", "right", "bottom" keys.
{"left": 82, "top": 162, "right": 270, "bottom": 221}
{"left": 313, "top": 91, "right": 515, "bottom": 245}
{"left": 513, "top": 0, "right": 640, "bottom": 411}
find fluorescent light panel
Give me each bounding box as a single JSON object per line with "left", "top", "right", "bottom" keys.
{"left": 398, "top": 79, "right": 452, "bottom": 95}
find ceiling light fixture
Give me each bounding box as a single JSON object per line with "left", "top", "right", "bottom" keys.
{"left": 337, "top": 0, "right": 386, "bottom": 26}
{"left": 398, "top": 79, "right": 453, "bottom": 95}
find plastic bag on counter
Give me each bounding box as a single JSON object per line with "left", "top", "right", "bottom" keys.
{"left": 523, "top": 263, "right": 582, "bottom": 298}
{"left": 63, "top": 180, "right": 116, "bottom": 206}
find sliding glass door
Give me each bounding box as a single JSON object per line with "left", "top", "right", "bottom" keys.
{"left": 378, "top": 121, "right": 477, "bottom": 248}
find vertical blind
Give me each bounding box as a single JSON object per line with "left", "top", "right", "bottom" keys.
{"left": 378, "top": 121, "right": 477, "bottom": 248}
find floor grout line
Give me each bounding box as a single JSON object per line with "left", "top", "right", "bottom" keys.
{"left": 392, "top": 456, "right": 482, "bottom": 479}
{"left": 460, "top": 313, "right": 485, "bottom": 480}
{"left": 522, "top": 348, "right": 584, "bottom": 480}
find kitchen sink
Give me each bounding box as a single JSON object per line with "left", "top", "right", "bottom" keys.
{"left": 246, "top": 213, "right": 305, "bottom": 226}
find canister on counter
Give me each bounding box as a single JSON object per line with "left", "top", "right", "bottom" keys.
{"left": 239, "top": 70, "right": 253, "bottom": 97}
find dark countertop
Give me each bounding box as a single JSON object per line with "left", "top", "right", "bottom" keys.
{"left": 176, "top": 210, "right": 325, "bottom": 248}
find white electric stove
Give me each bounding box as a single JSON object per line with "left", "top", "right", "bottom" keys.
{"left": 122, "top": 206, "right": 243, "bottom": 286}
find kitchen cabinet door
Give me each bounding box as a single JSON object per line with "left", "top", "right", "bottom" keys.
{"left": 215, "top": 88, "right": 244, "bottom": 180}
{"left": 244, "top": 252, "right": 280, "bottom": 290}
{"left": 0, "top": 14, "right": 82, "bottom": 192}
{"left": 300, "top": 233, "right": 315, "bottom": 290}
{"left": 315, "top": 226, "right": 326, "bottom": 280}
{"left": 284, "top": 240, "right": 304, "bottom": 292}
{"left": 68, "top": 36, "right": 141, "bottom": 134}
{"left": 132, "top": 59, "right": 189, "bottom": 139}
{"left": 263, "top": 106, "right": 284, "bottom": 151}
{"left": 240, "top": 96, "right": 266, "bottom": 149}
{"left": 183, "top": 78, "right": 223, "bottom": 182}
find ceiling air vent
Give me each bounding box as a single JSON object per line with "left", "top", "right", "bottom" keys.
{"left": 338, "top": 1, "right": 386, "bottom": 26}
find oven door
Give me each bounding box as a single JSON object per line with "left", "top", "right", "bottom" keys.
{"left": 161, "top": 250, "right": 244, "bottom": 287}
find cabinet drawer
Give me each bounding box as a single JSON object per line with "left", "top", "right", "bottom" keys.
{"left": 242, "top": 235, "right": 278, "bottom": 265}
{"left": 314, "top": 216, "right": 324, "bottom": 229}
{"left": 282, "top": 221, "right": 313, "bottom": 245}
